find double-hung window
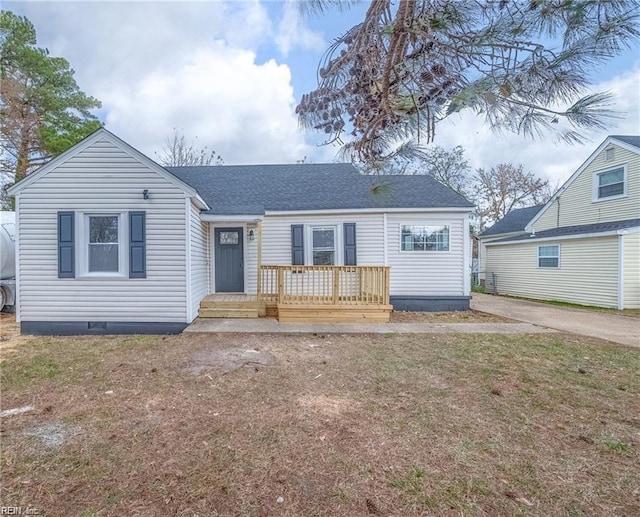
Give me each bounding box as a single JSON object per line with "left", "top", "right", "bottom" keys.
{"left": 538, "top": 245, "right": 559, "bottom": 268}
{"left": 312, "top": 227, "right": 336, "bottom": 265}
{"left": 594, "top": 166, "right": 626, "bottom": 201}
{"left": 401, "top": 225, "right": 450, "bottom": 252}
{"left": 87, "top": 215, "right": 121, "bottom": 274}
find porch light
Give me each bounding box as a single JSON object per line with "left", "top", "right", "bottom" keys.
{"left": 248, "top": 229, "right": 255, "bottom": 241}
{"left": 142, "top": 189, "right": 149, "bottom": 200}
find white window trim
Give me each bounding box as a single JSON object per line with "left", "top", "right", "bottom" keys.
{"left": 592, "top": 164, "right": 628, "bottom": 203}
{"left": 77, "top": 212, "right": 128, "bottom": 278}
{"left": 305, "top": 225, "right": 343, "bottom": 266}
{"left": 537, "top": 244, "right": 560, "bottom": 269}
{"left": 399, "top": 223, "right": 451, "bottom": 253}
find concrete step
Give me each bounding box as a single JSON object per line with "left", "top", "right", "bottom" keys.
{"left": 199, "top": 308, "right": 260, "bottom": 318}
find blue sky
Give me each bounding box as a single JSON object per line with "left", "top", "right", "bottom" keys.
{"left": 5, "top": 1, "right": 640, "bottom": 185}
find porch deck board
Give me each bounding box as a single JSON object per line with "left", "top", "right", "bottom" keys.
{"left": 203, "top": 294, "right": 258, "bottom": 303}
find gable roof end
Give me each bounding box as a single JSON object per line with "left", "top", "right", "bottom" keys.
{"left": 6, "top": 128, "right": 210, "bottom": 209}
{"left": 525, "top": 134, "right": 640, "bottom": 232}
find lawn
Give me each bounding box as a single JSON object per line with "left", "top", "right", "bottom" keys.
{"left": 1, "top": 329, "right": 639, "bottom": 516}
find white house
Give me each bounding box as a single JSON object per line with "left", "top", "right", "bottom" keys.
{"left": 7, "top": 129, "right": 474, "bottom": 334}
{"left": 480, "top": 135, "right": 640, "bottom": 309}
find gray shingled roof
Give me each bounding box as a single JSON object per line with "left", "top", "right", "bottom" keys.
{"left": 166, "top": 163, "right": 474, "bottom": 214}
{"left": 480, "top": 205, "right": 544, "bottom": 237}
{"left": 488, "top": 218, "right": 640, "bottom": 244}
{"left": 611, "top": 135, "right": 640, "bottom": 149}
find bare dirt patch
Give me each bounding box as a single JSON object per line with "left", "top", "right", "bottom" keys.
{"left": 1, "top": 331, "right": 638, "bottom": 516}
{"left": 186, "top": 346, "right": 276, "bottom": 374}
{"left": 391, "top": 309, "right": 513, "bottom": 323}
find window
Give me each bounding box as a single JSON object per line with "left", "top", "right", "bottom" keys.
{"left": 595, "top": 166, "right": 626, "bottom": 200}
{"left": 88, "top": 216, "right": 119, "bottom": 272}
{"left": 401, "top": 225, "right": 449, "bottom": 251}
{"left": 538, "top": 245, "right": 559, "bottom": 268}
{"left": 312, "top": 227, "right": 336, "bottom": 265}
{"left": 219, "top": 231, "right": 239, "bottom": 245}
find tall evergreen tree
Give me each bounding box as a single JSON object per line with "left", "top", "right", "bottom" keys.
{"left": 1, "top": 10, "right": 101, "bottom": 195}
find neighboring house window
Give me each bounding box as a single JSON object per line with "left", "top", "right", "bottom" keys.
{"left": 88, "top": 215, "right": 120, "bottom": 272}
{"left": 594, "top": 166, "right": 626, "bottom": 200}
{"left": 538, "top": 245, "right": 559, "bottom": 268}
{"left": 401, "top": 225, "right": 449, "bottom": 251}
{"left": 312, "top": 226, "right": 336, "bottom": 265}
{"left": 605, "top": 148, "right": 614, "bottom": 161}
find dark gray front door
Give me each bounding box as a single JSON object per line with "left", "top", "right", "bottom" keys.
{"left": 214, "top": 227, "right": 244, "bottom": 292}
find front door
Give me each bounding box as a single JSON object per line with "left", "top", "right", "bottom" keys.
{"left": 214, "top": 227, "right": 244, "bottom": 292}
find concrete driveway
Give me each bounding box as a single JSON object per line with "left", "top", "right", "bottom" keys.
{"left": 471, "top": 293, "right": 639, "bottom": 347}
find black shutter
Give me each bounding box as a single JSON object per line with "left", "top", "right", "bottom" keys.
{"left": 129, "top": 211, "right": 146, "bottom": 278}
{"left": 291, "top": 224, "right": 304, "bottom": 265}
{"left": 58, "top": 211, "right": 75, "bottom": 278}
{"left": 343, "top": 223, "right": 357, "bottom": 265}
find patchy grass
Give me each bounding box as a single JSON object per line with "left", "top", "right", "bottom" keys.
{"left": 1, "top": 331, "right": 639, "bottom": 516}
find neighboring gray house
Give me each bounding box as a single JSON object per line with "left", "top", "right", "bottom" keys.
{"left": 479, "top": 135, "right": 640, "bottom": 309}
{"left": 8, "top": 128, "right": 474, "bottom": 334}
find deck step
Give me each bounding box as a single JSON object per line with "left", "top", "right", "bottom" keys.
{"left": 199, "top": 308, "right": 260, "bottom": 318}
{"left": 200, "top": 300, "right": 262, "bottom": 310}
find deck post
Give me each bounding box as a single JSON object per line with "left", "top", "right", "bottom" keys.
{"left": 277, "top": 266, "right": 284, "bottom": 305}
{"left": 332, "top": 268, "right": 340, "bottom": 304}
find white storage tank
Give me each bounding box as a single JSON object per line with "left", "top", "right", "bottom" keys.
{"left": 0, "top": 211, "right": 15, "bottom": 280}
{"left": 1, "top": 211, "right": 16, "bottom": 311}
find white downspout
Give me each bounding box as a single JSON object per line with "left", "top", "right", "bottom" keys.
{"left": 617, "top": 233, "right": 624, "bottom": 310}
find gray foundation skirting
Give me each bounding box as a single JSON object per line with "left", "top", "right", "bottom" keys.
{"left": 390, "top": 296, "right": 471, "bottom": 312}
{"left": 21, "top": 321, "right": 188, "bottom": 336}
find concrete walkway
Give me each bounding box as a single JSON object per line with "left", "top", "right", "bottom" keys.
{"left": 471, "top": 293, "right": 640, "bottom": 347}
{"left": 184, "top": 318, "right": 554, "bottom": 335}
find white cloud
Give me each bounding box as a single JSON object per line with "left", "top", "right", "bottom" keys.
{"left": 104, "top": 44, "right": 309, "bottom": 163}
{"left": 274, "top": 1, "right": 326, "bottom": 56}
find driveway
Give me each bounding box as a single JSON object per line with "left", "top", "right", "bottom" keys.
{"left": 471, "top": 293, "right": 640, "bottom": 347}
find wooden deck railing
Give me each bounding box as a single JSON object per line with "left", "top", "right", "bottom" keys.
{"left": 259, "top": 265, "right": 390, "bottom": 306}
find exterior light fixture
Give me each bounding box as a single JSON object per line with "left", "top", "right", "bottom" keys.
{"left": 143, "top": 189, "right": 149, "bottom": 200}
{"left": 248, "top": 229, "right": 255, "bottom": 241}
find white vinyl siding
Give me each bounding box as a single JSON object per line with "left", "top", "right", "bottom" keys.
{"left": 260, "top": 213, "right": 385, "bottom": 267}
{"left": 259, "top": 211, "right": 466, "bottom": 297}
{"left": 534, "top": 144, "right": 640, "bottom": 231}
{"left": 623, "top": 233, "right": 640, "bottom": 309}
{"left": 387, "top": 213, "right": 466, "bottom": 296}
{"left": 245, "top": 223, "right": 259, "bottom": 295}
{"left": 189, "top": 200, "right": 208, "bottom": 320}
{"left": 16, "top": 137, "right": 189, "bottom": 322}
{"left": 485, "top": 236, "right": 619, "bottom": 308}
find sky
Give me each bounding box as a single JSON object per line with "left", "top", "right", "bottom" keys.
{"left": 4, "top": 0, "right": 640, "bottom": 187}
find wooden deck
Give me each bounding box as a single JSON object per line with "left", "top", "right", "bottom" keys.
{"left": 261, "top": 265, "right": 391, "bottom": 322}
{"left": 199, "top": 266, "right": 391, "bottom": 322}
